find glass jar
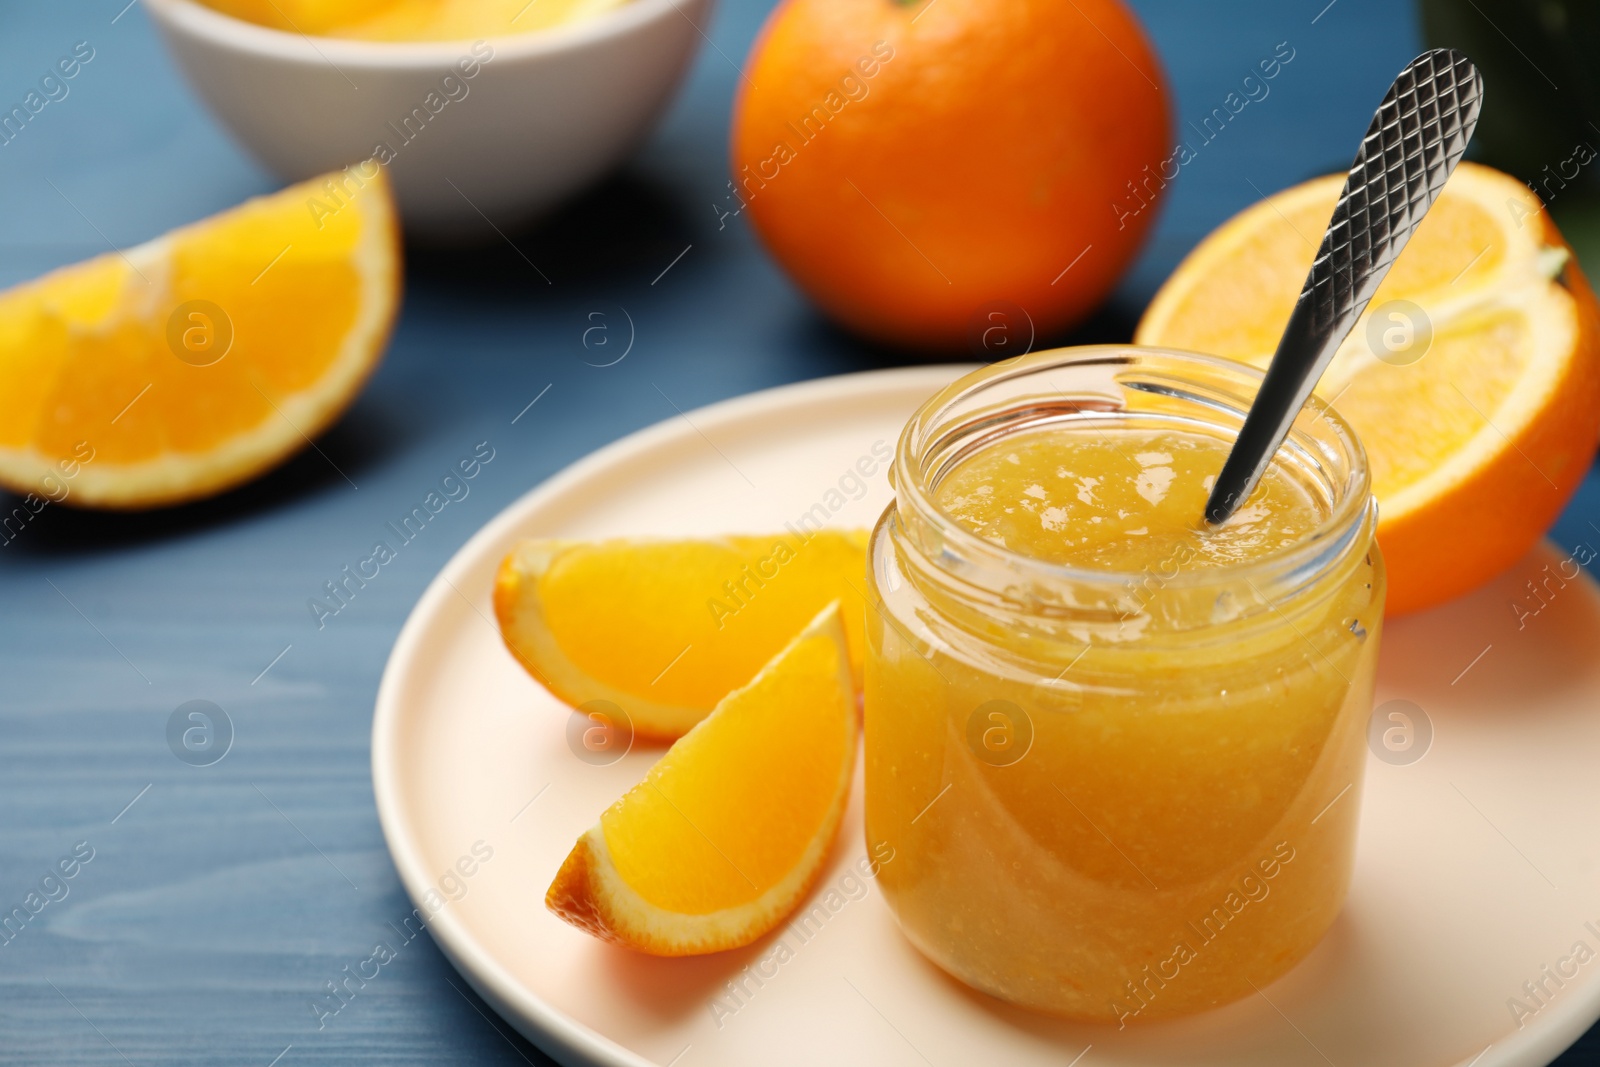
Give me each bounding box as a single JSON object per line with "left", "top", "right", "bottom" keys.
{"left": 864, "top": 346, "right": 1384, "bottom": 1024}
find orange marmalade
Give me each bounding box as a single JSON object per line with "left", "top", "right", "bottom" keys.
{"left": 864, "top": 348, "right": 1383, "bottom": 1023}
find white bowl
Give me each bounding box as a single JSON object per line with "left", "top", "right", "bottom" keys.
{"left": 145, "top": 0, "right": 711, "bottom": 236}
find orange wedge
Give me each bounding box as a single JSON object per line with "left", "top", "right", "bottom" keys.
{"left": 0, "top": 162, "right": 399, "bottom": 509}
{"left": 1137, "top": 162, "right": 1600, "bottom": 614}
{"left": 494, "top": 531, "right": 867, "bottom": 740}
{"left": 546, "top": 603, "right": 856, "bottom": 955}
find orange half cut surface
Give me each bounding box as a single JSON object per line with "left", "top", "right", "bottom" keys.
{"left": 1136, "top": 162, "right": 1600, "bottom": 614}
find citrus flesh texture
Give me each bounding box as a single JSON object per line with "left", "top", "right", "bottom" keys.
{"left": 0, "top": 163, "right": 399, "bottom": 509}
{"left": 1136, "top": 162, "right": 1600, "bottom": 614}
{"left": 546, "top": 603, "right": 857, "bottom": 956}
{"left": 494, "top": 531, "right": 868, "bottom": 740}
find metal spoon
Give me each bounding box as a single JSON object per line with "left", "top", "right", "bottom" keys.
{"left": 1203, "top": 49, "right": 1484, "bottom": 525}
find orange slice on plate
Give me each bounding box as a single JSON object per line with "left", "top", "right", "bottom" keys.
{"left": 0, "top": 162, "right": 399, "bottom": 509}
{"left": 493, "top": 531, "right": 867, "bottom": 740}
{"left": 546, "top": 603, "right": 857, "bottom": 956}
{"left": 1136, "top": 162, "right": 1600, "bottom": 614}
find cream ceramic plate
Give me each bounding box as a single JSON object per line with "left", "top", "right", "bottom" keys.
{"left": 373, "top": 366, "right": 1600, "bottom": 1067}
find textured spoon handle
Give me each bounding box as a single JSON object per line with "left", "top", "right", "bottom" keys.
{"left": 1204, "top": 49, "right": 1485, "bottom": 525}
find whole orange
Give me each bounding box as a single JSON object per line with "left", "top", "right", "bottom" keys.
{"left": 731, "top": 0, "right": 1171, "bottom": 352}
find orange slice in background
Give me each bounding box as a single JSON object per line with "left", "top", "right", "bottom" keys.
{"left": 546, "top": 603, "right": 856, "bottom": 956}
{"left": 0, "top": 162, "right": 399, "bottom": 509}
{"left": 1137, "top": 162, "right": 1600, "bottom": 615}
{"left": 494, "top": 531, "right": 868, "bottom": 741}
{"left": 198, "top": 0, "right": 628, "bottom": 40}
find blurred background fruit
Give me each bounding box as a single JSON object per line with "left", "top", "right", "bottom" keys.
{"left": 732, "top": 0, "right": 1171, "bottom": 354}
{"left": 193, "top": 0, "right": 397, "bottom": 34}
{"left": 0, "top": 165, "right": 399, "bottom": 509}
{"left": 1137, "top": 162, "right": 1600, "bottom": 615}
{"left": 197, "top": 0, "right": 629, "bottom": 40}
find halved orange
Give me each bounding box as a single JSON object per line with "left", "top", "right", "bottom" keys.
{"left": 1137, "top": 162, "right": 1600, "bottom": 614}
{"left": 494, "top": 531, "right": 867, "bottom": 740}
{"left": 0, "top": 162, "right": 399, "bottom": 509}
{"left": 546, "top": 603, "right": 856, "bottom": 955}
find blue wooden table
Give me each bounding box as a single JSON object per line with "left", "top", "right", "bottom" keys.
{"left": 5, "top": 0, "right": 1598, "bottom": 1063}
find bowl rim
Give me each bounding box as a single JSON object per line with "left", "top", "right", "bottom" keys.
{"left": 143, "top": 0, "right": 712, "bottom": 67}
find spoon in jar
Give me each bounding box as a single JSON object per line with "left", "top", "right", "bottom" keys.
{"left": 1203, "top": 49, "right": 1484, "bottom": 525}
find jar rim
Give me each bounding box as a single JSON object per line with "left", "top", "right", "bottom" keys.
{"left": 891, "top": 345, "right": 1375, "bottom": 600}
